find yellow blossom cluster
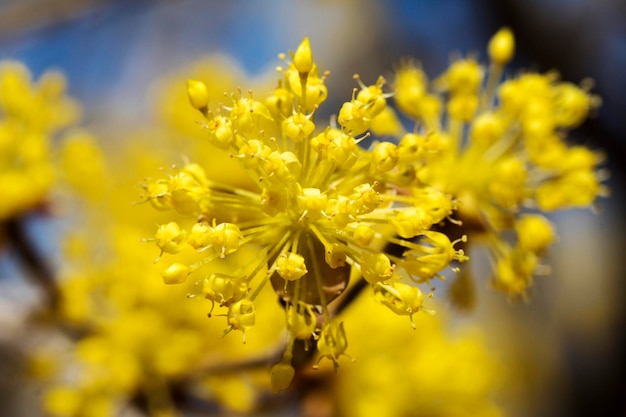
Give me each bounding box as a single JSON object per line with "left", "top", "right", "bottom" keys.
{"left": 333, "top": 296, "right": 504, "bottom": 417}
{"left": 142, "top": 37, "right": 467, "bottom": 390}
{"left": 38, "top": 239, "right": 285, "bottom": 417}
{"left": 0, "top": 61, "right": 79, "bottom": 219}
{"left": 32, "top": 134, "right": 286, "bottom": 417}
{"left": 15, "top": 27, "right": 608, "bottom": 417}
{"left": 153, "top": 55, "right": 269, "bottom": 192}
{"left": 25, "top": 52, "right": 500, "bottom": 416}
{"left": 375, "top": 28, "right": 607, "bottom": 298}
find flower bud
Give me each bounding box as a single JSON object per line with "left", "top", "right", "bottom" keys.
{"left": 293, "top": 37, "right": 313, "bottom": 74}
{"left": 161, "top": 263, "right": 190, "bottom": 285}
{"left": 271, "top": 363, "right": 295, "bottom": 393}
{"left": 186, "top": 79, "right": 209, "bottom": 111}
{"left": 277, "top": 252, "right": 308, "bottom": 281}
{"left": 488, "top": 27, "right": 515, "bottom": 65}
{"left": 361, "top": 253, "right": 394, "bottom": 284}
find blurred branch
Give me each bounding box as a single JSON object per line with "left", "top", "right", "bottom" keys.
{"left": 0, "top": 0, "right": 111, "bottom": 40}
{"left": 1, "top": 216, "right": 59, "bottom": 309}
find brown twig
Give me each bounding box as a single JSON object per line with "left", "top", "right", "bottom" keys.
{"left": 1, "top": 215, "right": 59, "bottom": 310}
{"left": 0, "top": 0, "right": 110, "bottom": 40}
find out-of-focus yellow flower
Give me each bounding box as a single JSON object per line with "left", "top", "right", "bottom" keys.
{"left": 186, "top": 79, "right": 210, "bottom": 112}
{"left": 143, "top": 38, "right": 467, "bottom": 391}
{"left": 331, "top": 295, "right": 504, "bottom": 417}
{"left": 58, "top": 131, "right": 107, "bottom": 202}
{"left": 488, "top": 27, "right": 515, "bottom": 65}
{"left": 0, "top": 61, "right": 80, "bottom": 219}
{"left": 384, "top": 29, "right": 607, "bottom": 299}
{"left": 28, "top": 56, "right": 303, "bottom": 416}
{"left": 33, "top": 141, "right": 286, "bottom": 417}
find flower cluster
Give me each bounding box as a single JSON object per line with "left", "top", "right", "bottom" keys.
{"left": 333, "top": 296, "right": 504, "bottom": 417}
{"left": 32, "top": 131, "right": 286, "bottom": 417}
{"left": 377, "top": 28, "right": 607, "bottom": 298}
{"left": 143, "top": 38, "right": 467, "bottom": 390}
{"left": 37, "top": 237, "right": 285, "bottom": 417}
{"left": 0, "top": 61, "right": 79, "bottom": 219}
{"left": 12, "top": 27, "right": 609, "bottom": 417}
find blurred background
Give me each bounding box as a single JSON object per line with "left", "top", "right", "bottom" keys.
{"left": 0, "top": 0, "right": 624, "bottom": 416}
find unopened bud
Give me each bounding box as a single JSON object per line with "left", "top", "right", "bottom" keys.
{"left": 488, "top": 27, "right": 515, "bottom": 65}
{"left": 187, "top": 79, "right": 209, "bottom": 111}
{"left": 293, "top": 37, "right": 313, "bottom": 74}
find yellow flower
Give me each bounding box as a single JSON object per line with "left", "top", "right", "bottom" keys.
{"left": 36, "top": 147, "right": 286, "bottom": 417}
{"left": 31, "top": 57, "right": 295, "bottom": 416}
{"left": 292, "top": 36, "right": 314, "bottom": 74}
{"left": 387, "top": 28, "right": 607, "bottom": 298}
{"left": 144, "top": 38, "right": 467, "bottom": 390}
{"left": 488, "top": 27, "right": 515, "bottom": 65}
{"left": 186, "top": 79, "right": 210, "bottom": 112}
{"left": 0, "top": 61, "right": 80, "bottom": 219}
{"left": 333, "top": 295, "right": 504, "bottom": 417}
